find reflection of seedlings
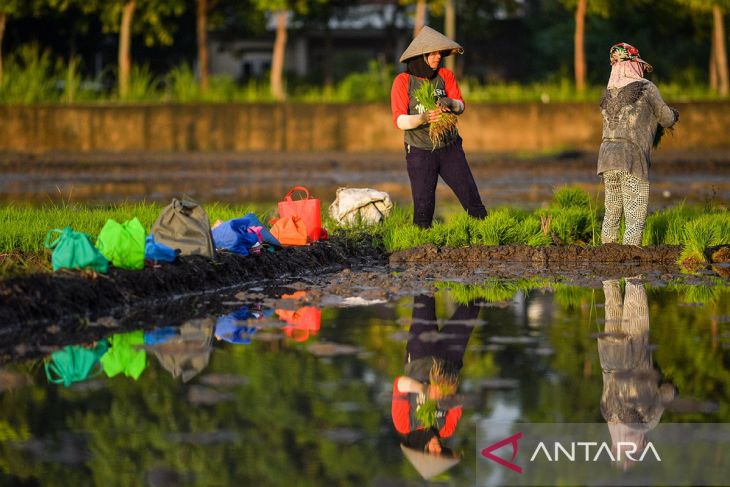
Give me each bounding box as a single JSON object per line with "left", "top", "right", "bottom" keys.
{"left": 415, "top": 399, "right": 438, "bottom": 428}
{"left": 667, "top": 280, "right": 729, "bottom": 305}
{"left": 429, "top": 359, "right": 458, "bottom": 398}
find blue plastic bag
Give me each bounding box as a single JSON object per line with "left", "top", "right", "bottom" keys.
{"left": 144, "top": 234, "right": 177, "bottom": 263}
{"left": 239, "top": 213, "right": 281, "bottom": 247}
{"left": 214, "top": 306, "right": 273, "bottom": 345}
{"left": 212, "top": 213, "right": 280, "bottom": 256}
{"left": 144, "top": 326, "right": 180, "bottom": 345}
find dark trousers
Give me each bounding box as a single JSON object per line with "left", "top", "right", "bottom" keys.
{"left": 405, "top": 138, "right": 487, "bottom": 228}
{"left": 406, "top": 294, "right": 478, "bottom": 369}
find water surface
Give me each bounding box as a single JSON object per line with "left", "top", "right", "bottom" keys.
{"left": 0, "top": 279, "right": 728, "bottom": 485}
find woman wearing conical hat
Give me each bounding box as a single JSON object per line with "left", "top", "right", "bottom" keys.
{"left": 391, "top": 26, "right": 487, "bottom": 228}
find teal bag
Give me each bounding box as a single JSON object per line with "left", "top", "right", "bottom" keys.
{"left": 44, "top": 342, "right": 108, "bottom": 387}
{"left": 96, "top": 217, "right": 146, "bottom": 270}
{"left": 44, "top": 227, "right": 109, "bottom": 273}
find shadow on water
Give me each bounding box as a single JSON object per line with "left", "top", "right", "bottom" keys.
{"left": 0, "top": 277, "right": 728, "bottom": 485}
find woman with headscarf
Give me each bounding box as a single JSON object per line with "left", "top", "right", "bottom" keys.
{"left": 390, "top": 26, "right": 487, "bottom": 228}
{"left": 598, "top": 42, "right": 679, "bottom": 246}
{"left": 598, "top": 277, "right": 676, "bottom": 470}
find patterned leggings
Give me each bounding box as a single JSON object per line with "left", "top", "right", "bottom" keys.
{"left": 601, "top": 170, "right": 649, "bottom": 246}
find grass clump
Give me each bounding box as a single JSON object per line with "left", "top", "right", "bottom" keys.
{"left": 473, "top": 209, "right": 520, "bottom": 245}
{"left": 678, "top": 213, "right": 730, "bottom": 268}
{"left": 551, "top": 186, "right": 591, "bottom": 209}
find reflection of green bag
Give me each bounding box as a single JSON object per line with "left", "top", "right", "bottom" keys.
{"left": 44, "top": 227, "right": 109, "bottom": 273}
{"left": 96, "top": 217, "right": 146, "bottom": 270}
{"left": 45, "top": 342, "right": 108, "bottom": 387}
{"left": 101, "top": 331, "right": 147, "bottom": 380}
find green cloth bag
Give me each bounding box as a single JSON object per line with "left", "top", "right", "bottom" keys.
{"left": 101, "top": 331, "right": 147, "bottom": 380}
{"left": 96, "top": 217, "right": 146, "bottom": 270}
{"left": 44, "top": 342, "right": 108, "bottom": 387}
{"left": 44, "top": 227, "right": 109, "bottom": 273}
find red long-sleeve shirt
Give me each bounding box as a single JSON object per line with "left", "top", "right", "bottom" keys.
{"left": 390, "top": 67, "right": 465, "bottom": 128}
{"left": 391, "top": 376, "right": 462, "bottom": 438}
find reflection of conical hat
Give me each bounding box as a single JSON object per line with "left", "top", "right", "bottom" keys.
{"left": 399, "top": 26, "right": 464, "bottom": 63}
{"left": 400, "top": 444, "right": 461, "bottom": 479}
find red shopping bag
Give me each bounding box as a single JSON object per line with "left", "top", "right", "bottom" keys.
{"left": 278, "top": 186, "right": 322, "bottom": 242}
{"left": 276, "top": 307, "right": 322, "bottom": 342}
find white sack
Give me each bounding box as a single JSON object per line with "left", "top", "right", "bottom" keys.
{"left": 329, "top": 187, "right": 393, "bottom": 226}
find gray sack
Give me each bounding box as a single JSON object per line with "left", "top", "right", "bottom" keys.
{"left": 151, "top": 198, "right": 216, "bottom": 259}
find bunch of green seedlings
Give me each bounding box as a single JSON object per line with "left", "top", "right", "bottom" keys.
{"left": 412, "top": 79, "right": 459, "bottom": 149}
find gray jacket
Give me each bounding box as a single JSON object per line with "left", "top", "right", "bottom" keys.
{"left": 597, "top": 80, "right": 677, "bottom": 180}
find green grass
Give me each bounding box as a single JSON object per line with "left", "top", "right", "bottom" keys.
{"left": 1, "top": 45, "right": 726, "bottom": 104}
{"left": 1, "top": 186, "right": 728, "bottom": 277}
{"left": 0, "top": 202, "right": 268, "bottom": 254}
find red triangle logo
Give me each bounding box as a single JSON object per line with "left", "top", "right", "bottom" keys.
{"left": 481, "top": 432, "right": 523, "bottom": 474}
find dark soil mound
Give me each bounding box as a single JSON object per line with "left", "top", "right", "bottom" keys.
{"left": 389, "top": 243, "right": 684, "bottom": 266}
{"left": 0, "top": 238, "right": 384, "bottom": 327}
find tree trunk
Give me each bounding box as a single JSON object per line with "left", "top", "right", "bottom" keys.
{"left": 413, "top": 0, "right": 426, "bottom": 38}
{"left": 710, "top": 35, "right": 718, "bottom": 91}
{"left": 0, "top": 13, "right": 6, "bottom": 86}
{"left": 444, "top": 0, "right": 455, "bottom": 71}
{"left": 197, "top": 0, "right": 209, "bottom": 91}
{"left": 323, "top": 26, "right": 333, "bottom": 89}
{"left": 574, "top": 0, "right": 586, "bottom": 92}
{"left": 712, "top": 3, "right": 729, "bottom": 96}
{"left": 271, "top": 10, "right": 288, "bottom": 101}
{"left": 118, "top": 0, "right": 136, "bottom": 98}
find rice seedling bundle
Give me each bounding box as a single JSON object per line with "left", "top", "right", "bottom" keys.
{"left": 551, "top": 186, "right": 591, "bottom": 209}
{"left": 415, "top": 399, "right": 439, "bottom": 428}
{"left": 412, "top": 79, "right": 458, "bottom": 149}
{"left": 473, "top": 209, "right": 520, "bottom": 245}
{"left": 678, "top": 213, "right": 730, "bottom": 266}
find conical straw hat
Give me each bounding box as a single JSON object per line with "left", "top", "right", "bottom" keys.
{"left": 399, "top": 26, "right": 464, "bottom": 63}
{"left": 400, "top": 444, "right": 461, "bottom": 479}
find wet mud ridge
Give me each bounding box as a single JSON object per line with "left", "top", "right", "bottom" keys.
{"left": 390, "top": 243, "right": 730, "bottom": 278}
{"left": 391, "top": 243, "right": 684, "bottom": 266}
{"left": 1, "top": 241, "right": 728, "bottom": 364}
{"left": 0, "top": 238, "right": 384, "bottom": 327}
{"left": 0, "top": 238, "right": 386, "bottom": 364}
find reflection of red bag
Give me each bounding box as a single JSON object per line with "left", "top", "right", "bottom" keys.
{"left": 270, "top": 216, "right": 308, "bottom": 246}
{"left": 278, "top": 186, "right": 322, "bottom": 242}
{"left": 276, "top": 307, "right": 322, "bottom": 342}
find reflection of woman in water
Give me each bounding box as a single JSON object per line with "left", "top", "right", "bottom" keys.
{"left": 392, "top": 295, "right": 478, "bottom": 478}
{"left": 598, "top": 278, "right": 676, "bottom": 469}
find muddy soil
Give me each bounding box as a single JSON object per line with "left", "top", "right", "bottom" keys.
{"left": 3, "top": 149, "right": 729, "bottom": 206}
{"left": 1, "top": 241, "right": 728, "bottom": 365}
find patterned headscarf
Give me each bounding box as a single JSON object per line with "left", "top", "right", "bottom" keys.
{"left": 607, "top": 43, "right": 652, "bottom": 90}
{"left": 609, "top": 43, "right": 653, "bottom": 72}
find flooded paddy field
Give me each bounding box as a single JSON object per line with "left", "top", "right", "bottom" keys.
{"left": 1, "top": 248, "right": 729, "bottom": 485}
{"left": 1, "top": 149, "right": 729, "bottom": 208}
{"left": 1, "top": 149, "right": 729, "bottom": 485}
